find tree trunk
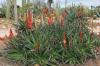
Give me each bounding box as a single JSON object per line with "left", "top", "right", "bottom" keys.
{"left": 48, "top": 0, "right": 53, "bottom": 11}
{"left": 22, "top": 0, "right": 26, "bottom": 7}
{"left": 27, "top": 0, "right": 30, "bottom": 4}
{"left": 48, "top": 0, "right": 51, "bottom": 11}
{"left": 6, "top": 0, "right": 10, "bottom": 19}
{"left": 14, "top": 0, "right": 18, "bottom": 23}
{"left": 32, "top": 0, "right": 34, "bottom": 7}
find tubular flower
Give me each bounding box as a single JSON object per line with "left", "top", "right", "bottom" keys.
{"left": 63, "top": 32, "right": 67, "bottom": 48}
{"left": 69, "top": 36, "right": 72, "bottom": 48}
{"left": 60, "top": 15, "right": 64, "bottom": 28}
{"left": 26, "top": 10, "right": 33, "bottom": 29}
{"left": 79, "top": 31, "right": 83, "bottom": 43}
{"left": 8, "top": 29, "right": 14, "bottom": 39}
{"left": 48, "top": 16, "right": 53, "bottom": 25}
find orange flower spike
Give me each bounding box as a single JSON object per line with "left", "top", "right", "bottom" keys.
{"left": 48, "top": 16, "right": 53, "bottom": 25}
{"left": 8, "top": 29, "right": 14, "bottom": 39}
{"left": 27, "top": 10, "right": 33, "bottom": 29}
{"left": 60, "top": 15, "right": 64, "bottom": 28}
{"left": 63, "top": 32, "right": 67, "bottom": 48}
{"left": 79, "top": 31, "right": 83, "bottom": 43}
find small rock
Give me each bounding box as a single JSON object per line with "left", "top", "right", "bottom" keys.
{"left": 95, "top": 59, "right": 100, "bottom": 66}
{"left": 85, "top": 59, "right": 96, "bottom": 66}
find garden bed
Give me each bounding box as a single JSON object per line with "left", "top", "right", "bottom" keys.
{"left": 0, "top": 9, "right": 100, "bottom": 66}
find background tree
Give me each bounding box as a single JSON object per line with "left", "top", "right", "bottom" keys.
{"left": 0, "top": 2, "right": 6, "bottom": 18}
{"left": 14, "top": 0, "right": 18, "bottom": 23}
{"left": 47, "top": 0, "right": 53, "bottom": 10}
{"left": 27, "top": 0, "right": 30, "bottom": 4}
{"left": 22, "top": 0, "right": 26, "bottom": 7}
{"left": 6, "top": 0, "right": 10, "bottom": 19}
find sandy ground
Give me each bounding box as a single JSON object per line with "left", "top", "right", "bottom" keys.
{"left": 0, "top": 18, "right": 100, "bottom": 66}
{"left": 0, "top": 19, "right": 20, "bottom": 66}
{"left": 88, "top": 18, "right": 100, "bottom": 35}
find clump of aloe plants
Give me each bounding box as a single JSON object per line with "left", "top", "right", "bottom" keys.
{"left": 7, "top": 6, "right": 100, "bottom": 66}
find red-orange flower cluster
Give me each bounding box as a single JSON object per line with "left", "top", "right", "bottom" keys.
{"left": 60, "top": 10, "right": 68, "bottom": 28}
{"left": 79, "top": 31, "right": 83, "bottom": 42}
{"left": 48, "top": 16, "right": 53, "bottom": 25}
{"left": 26, "top": 10, "right": 33, "bottom": 29}
{"left": 60, "top": 16, "right": 64, "bottom": 28}
{"left": 63, "top": 32, "right": 67, "bottom": 48}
